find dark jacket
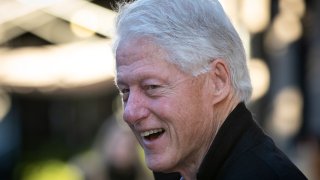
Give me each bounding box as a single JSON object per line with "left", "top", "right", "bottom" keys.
{"left": 154, "top": 103, "right": 307, "bottom": 180}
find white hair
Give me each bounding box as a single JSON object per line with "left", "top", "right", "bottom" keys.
{"left": 113, "top": 0, "right": 252, "bottom": 102}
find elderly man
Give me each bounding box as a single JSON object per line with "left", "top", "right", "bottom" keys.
{"left": 113, "top": 0, "right": 307, "bottom": 179}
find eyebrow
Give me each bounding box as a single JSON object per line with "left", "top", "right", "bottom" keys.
{"left": 117, "top": 70, "right": 164, "bottom": 83}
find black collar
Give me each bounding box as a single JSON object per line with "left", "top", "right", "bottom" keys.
{"left": 197, "top": 102, "right": 254, "bottom": 180}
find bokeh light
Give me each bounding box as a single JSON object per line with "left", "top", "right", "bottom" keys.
{"left": 264, "top": 0, "right": 305, "bottom": 51}
{"left": 0, "top": 89, "right": 11, "bottom": 123}
{"left": 248, "top": 58, "right": 270, "bottom": 101}
{"left": 21, "top": 160, "right": 84, "bottom": 180}
{"left": 0, "top": 40, "right": 115, "bottom": 92}
{"left": 240, "top": 0, "right": 270, "bottom": 33}
{"left": 268, "top": 87, "right": 303, "bottom": 139}
{"left": 70, "top": 10, "right": 98, "bottom": 38}
{"left": 280, "top": 0, "right": 306, "bottom": 18}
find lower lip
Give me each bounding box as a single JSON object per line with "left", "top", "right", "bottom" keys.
{"left": 142, "top": 132, "right": 166, "bottom": 149}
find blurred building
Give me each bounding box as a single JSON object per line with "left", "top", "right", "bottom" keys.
{"left": 0, "top": 0, "right": 319, "bottom": 179}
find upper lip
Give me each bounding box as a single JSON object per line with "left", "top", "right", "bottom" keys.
{"left": 140, "top": 128, "right": 164, "bottom": 137}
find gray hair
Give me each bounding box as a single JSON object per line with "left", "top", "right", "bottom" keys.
{"left": 113, "top": 0, "right": 252, "bottom": 102}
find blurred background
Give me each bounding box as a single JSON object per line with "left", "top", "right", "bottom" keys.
{"left": 0, "top": 0, "right": 319, "bottom": 179}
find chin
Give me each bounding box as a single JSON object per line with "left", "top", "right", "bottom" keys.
{"left": 145, "top": 154, "right": 176, "bottom": 173}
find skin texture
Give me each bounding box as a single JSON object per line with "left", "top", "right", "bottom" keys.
{"left": 115, "top": 38, "right": 237, "bottom": 180}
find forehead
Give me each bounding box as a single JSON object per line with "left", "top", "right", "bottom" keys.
{"left": 116, "top": 39, "right": 168, "bottom": 75}
{"left": 115, "top": 38, "right": 183, "bottom": 83}
{"left": 116, "top": 38, "right": 168, "bottom": 67}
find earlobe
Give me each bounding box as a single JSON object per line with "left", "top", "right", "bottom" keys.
{"left": 209, "top": 59, "right": 231, "bottom": 103}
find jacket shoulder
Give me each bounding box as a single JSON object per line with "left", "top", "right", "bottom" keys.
{"left": 218, "top": 138, "right": 307, "bottom": 180}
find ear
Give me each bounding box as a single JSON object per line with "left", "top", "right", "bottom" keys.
{"left": 209, "top": 59, "right": 232, "bottom": 104}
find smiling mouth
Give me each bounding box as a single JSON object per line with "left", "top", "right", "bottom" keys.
{"left": 140, "top": 128, "right": 165, "bottom": 141}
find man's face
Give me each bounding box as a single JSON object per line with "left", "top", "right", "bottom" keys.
{"left": 116, "top": 38, "right": 216, "bottom": 172}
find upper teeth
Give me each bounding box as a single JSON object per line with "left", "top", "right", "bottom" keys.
{"left": 141, "top": 129, "right": 163, "bottom": 137}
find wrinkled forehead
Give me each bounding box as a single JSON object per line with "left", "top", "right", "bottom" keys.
{"left": 115, "top": 37, "right": 170, "bottom": 67}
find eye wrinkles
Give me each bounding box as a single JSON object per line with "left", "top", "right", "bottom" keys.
{"left": 116, "top": 82, "right": 165, "bottom": 103}
{"left": 116, "top": 75, "right": 199, "bottom": 104}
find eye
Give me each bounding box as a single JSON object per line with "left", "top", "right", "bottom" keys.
{"left": 144, "top": 84, "right": 162, "bottom": 97}
{"left": 119, "top": 88, "right": 130, "bottom": 102}
{"left": 146, "top": 84, "right": 160, "bottom": 90}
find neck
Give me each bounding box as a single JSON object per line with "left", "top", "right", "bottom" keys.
{"left": 215, "top": 94, "right": 240, "bottom": 127}
{"left": 179, "top": 94, "right": 240, "bottom": 180}
{"left": 180, "top": 169, "right": 197, "bottom": 180}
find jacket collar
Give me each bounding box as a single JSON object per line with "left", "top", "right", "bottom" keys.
{"left": 197, "top": 102, "right": 253, "bottom": 180}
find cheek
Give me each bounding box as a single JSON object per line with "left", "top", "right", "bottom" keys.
{"left": 156, "top": 98, "right": 186, "bottom": 121}
{"left": 148, "top": 89, "right": 209, "bottom": 133}
{"left": 177, "top": 96, "right": 211, "bottom": 134}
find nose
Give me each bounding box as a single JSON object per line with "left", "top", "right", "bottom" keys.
{"left": 123, "top": 90, "right": 149, "bottom": 126}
